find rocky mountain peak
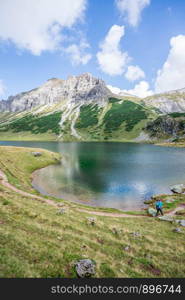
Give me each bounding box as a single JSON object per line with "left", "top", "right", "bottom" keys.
{"left": 62, "top": 72, "right": 110, "bottom": 102}
{"left": 68, "top": 72, "right": 98, "bottom": 82}
{"left": 66, "top": 72, "right": 104, "bottom": 90}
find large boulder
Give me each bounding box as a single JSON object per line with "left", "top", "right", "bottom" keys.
{"left": 148, "top": 208, "right": 156, "bottom": 217}
{"left": 171, "top": 184, "right": 185, "bottom": 194}
{"left": 75, "top": 259, "right": 96, "bottom": 278}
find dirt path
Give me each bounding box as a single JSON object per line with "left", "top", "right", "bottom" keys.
{"left": 76, "top": 208, "right": 147, "bottom": 218}
{"left": 77, "top": 205, "right": 185, "bottom": 218}
{"left": 0, "top": 168, "right": 184, "bottom": 219}
{"left": 0, "top": 169, "right": 59, "bottom": 208}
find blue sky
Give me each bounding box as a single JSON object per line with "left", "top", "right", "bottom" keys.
{"left": 0, "top": 0, "right": 185, "bottom": 99}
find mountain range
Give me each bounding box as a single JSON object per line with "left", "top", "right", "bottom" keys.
{"left": 0, "top": 73, "right": 185, "bottom": 142}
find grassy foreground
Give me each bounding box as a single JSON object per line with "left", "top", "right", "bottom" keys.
{"left": 0, "top": 146, "right": 185, "bottom": 278}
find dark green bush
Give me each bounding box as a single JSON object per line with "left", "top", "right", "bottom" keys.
{"left": 0, "top": 111, "right": 62, "bottom": 135}
{"left": 103, "top": 100, "right": 147, "bottom": 132}
{"left": 75, "top": 104, "right": 101, "bottom": 129}
{"left": 169, "top": 112, "right": 185, "bottom": 118}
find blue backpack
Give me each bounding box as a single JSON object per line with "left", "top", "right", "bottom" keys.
{"left": 156, "top": 201, "right": 162, "bottom": 209}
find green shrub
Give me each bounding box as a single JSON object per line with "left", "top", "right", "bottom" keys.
{"left": 2, "top": 200, "right": 10, "bottom": 205}
{"left": 0, "top": 111, "right": 62, "bottom": 135}
{"left": 169, "top": 112, "right": 185, "bottom": 118}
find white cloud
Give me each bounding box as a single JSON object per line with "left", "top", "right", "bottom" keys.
{"left": 0, "top": 0, "right": 87, "bottom": 55}
{"left": 125, "top": 65, "right": 145, "bottom": 81}
{"left": 107, "top": 84, "right": 132, "bottom": 96}
{"left": 124, "top": 81, "right": 153, "bottom": 98}
{"left": 97, "top": 25, "right": 130, "bottom": 76}
{"left": 65, "top": 40, "right": 92, "bottom": 65}
{"left": 155, "top": 35, "right": 185, "bottom": 93}
{"left": 0, "top": 80, "right": 6, "bottom": 96}
{"left": 116, "top": 0, "right": 150, "bottom": 27}
{"left": 107, "top": 85, "right": 123, "bottom": 95}
{"left": 107, "top": 81, "right": 153, "bottom": 98}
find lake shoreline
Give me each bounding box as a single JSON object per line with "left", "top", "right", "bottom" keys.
{"left": 0, "top": 145, "right": 185, "bottom": 215}
{"left": 1, "top": 135, "right": 185, "bottom": 148}
{"left": 1, "top": 141, "right": 185, "bottom": 211}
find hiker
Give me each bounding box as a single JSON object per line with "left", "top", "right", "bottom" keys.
{"left": 155, "top": 199, "right": 164, "bottom": 216}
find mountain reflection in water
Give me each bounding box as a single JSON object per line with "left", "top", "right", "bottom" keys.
{"left": 1, "top": 140, "right": 185, "bottom": 210}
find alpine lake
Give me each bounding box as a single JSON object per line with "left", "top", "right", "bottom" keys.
{"left": 1, "top": 141, "right": 185, "bottom": 210}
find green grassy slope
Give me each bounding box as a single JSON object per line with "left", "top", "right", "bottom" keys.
{"left": 73, "top": 99, "right": 157, "bottom": 142}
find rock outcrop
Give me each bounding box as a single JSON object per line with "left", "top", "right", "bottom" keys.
{"left": 0, "top": 73, "right": 111, "bottom": 113}
{"left": 143, "top": 88, "right": 185, "bottom": 114}
{"left": 145, "top": 115, "right": 185, "bottom": 139}
{"left": 158, "top": 216, "right": 173, "bottom": 222}
{"left": 171, "top": 184, "right": 185, "bottom": 194}
{"left": 148, "top": 208, "right": 156, "bottom": 217}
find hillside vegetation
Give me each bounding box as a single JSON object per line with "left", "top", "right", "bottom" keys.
{"left": 103, "top": 100, "right": 148, "bottom": 133}
{"left": 0, "top": 111, "right": 62, "bottom": 135}
{"left": 1, "top": 73, "right": 185, "bottom": 144}
{"left": 75, "top": 104, "right": 102, "bottom": 129}
{"left": 0, "top": 98, "right": 158, "bottom": 142}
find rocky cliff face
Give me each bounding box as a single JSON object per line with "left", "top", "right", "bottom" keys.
{"left": 145, "top": 114, "right": 185, "bottom": 139}
{"left": 0, "top": 73, "right": 111, "bottom": 112}
{"left": 0, "top": 99, "right": 11, "bottom": 111}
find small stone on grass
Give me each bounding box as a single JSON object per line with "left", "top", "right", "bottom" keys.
{"left": 75, "top": 259, "right": 96, "bottom": 278}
